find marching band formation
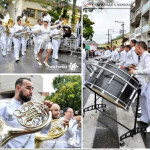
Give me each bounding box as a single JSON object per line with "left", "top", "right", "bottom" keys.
{"left": 84, "top": 39, "right": 150, "bottom": 133}
{"left": 0, "top": 13, "right": 65, "bottom": 67}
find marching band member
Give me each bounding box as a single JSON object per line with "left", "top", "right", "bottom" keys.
{"left": 21, "top": 21, "right": 30, "bottom": 54}
{"left": 110, "top": 45, "right": 119, "bottom": 63}
{"left": 0, "top": 78, "right": 53, "bottom": 148}
{"left": 32, "top": 19, "right": 42, "bottom": 60}
{"left": 30, "top": 18, "right": 63, "bottom": 67}
{"left": 129, "top": 41, "right": 150, "bottom": 132}
{"left": 12, "top": 19, "right": 25, "bottom": 62}
{"left": 103, "top": 46, "right": 111, "bottom": 60}
{"left": 124, "top": 45, "right": 132, "bottom": 67}
{"left": 7, "top": 18, "right": 14, "bottom": 52}
{"left": 119, "top": 45, "right": 126, "bottom": 66}
{"left": 130, "top": 39, "right": 139, "bottom": 66}
{"left": 40, "top": 104, "right": 69, "bottom": 148}
{"left": 1, "top": 23, "right": 9, "bottom": 56}
{"left": 51, "top": 21, "right": 63, "bottom": 60}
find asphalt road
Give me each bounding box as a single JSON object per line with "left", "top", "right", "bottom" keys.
{"left": 0, "top": 45, "right": 81, "bottom": 73}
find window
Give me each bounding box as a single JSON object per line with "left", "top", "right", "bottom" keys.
{"left": 37, "top": 10, "right": 42, "bottom": 19}
{"left": 27, "top": 8, "right": 35, "bottom": 18}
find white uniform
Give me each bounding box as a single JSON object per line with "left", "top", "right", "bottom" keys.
{"left": 41, "top": 117, "right": 76, "bottom": 148}
{"left": 133, "top": 51, "right": 150, "bottom": 123}
{"left": 68, "top": 123, "right": 81, "bottom": 148}
{"left": 51, "top": 28, "right": 62, "bottom": 59}
{"left": 0, "top": 98, "right": 35, "bottom": 148}
{"left": 0, "top": 98, "right": 51, "bottom": 148}
{"left": 12, "top": 24, "right": 24, "bottom": 60}
{"left": 104, "top": 49, "right": 111, "bottom": 59}
{"left": 119, "top": 50, "right": 126, "bottom": 66}
{"left": 1, "top": 26, "right": 7, "bottom": 56}
{"left": 31, "top": 24, "right": 61, "bottom": 53}
{"left": 130, "top": 47, "right": 139, "bottom": 65}
{"left": 21, "top": 26, "right": 30, "bottom": 53}
{"left": 110, "top": 49, "right": 119, "bottom": 62}
{"left": 7, "top": 27, "right": 13, "bottom": 52}
{"left": 32, "top": 24, "right": 41, "bottom": 55}
{"left": 124, "top": 47, "right": 138, "bottom": 67}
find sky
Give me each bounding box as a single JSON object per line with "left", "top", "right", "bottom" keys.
{"left": 83, "top": 0, "right": 134, "bottom": 44}
{"left": 42, "top": 75, "right": 56, "bottom": 94}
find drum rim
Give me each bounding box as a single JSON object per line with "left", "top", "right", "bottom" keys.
{"left": 99, "top": 62, "right": 139, "bottom": 84}
{"left": 85, "top": 83, "right": 126, "bottom": 110}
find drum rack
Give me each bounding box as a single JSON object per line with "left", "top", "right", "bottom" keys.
{"left": 83, "top": 85, "right": 147, "bottom": 146}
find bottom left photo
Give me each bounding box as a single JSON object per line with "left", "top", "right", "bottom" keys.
{"left": 0, "top": 74, "right": 82, "bottom": 149}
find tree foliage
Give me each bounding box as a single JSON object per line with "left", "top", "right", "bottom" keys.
{"left": 45, "top": 75, "right": 81, "bottom": 112}
{"left": 83, "top": 14, "right": 95, "bottom": 41}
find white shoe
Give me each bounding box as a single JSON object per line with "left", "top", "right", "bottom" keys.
{"left": 43, "top": 61, "right": 49, "bottom": 67}
{"left": 146, "top": 126, "right": 150, "bottom": 133}
{"left": 138, "top": 110, "right": 141, "bottom": 114}
{"left": 22, "top": 53, "right": 26, "bottom": 56}
{"left": 136, "top": 118, "right": 147, "bottom": 123}
{"left": 38, "top": 62, "right": 42, "bottom": 66}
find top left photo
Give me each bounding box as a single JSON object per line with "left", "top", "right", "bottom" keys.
{"left": 0, "top": 0, "right": 81, "bottom": 73}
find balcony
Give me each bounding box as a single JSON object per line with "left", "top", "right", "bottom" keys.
{"left": 136, "top": 7, "right": 141, "bottom": 16}
{"left": 142, "top": 0, "right": 150, "bottom": 15}
{"left": 135, "top": 27, "right": 142, "bottom": 36}
{"left": 142, "top": 24, "right": 150, "bottom": 33}
{"left": 130, "top": 17, "right": 136, "bottom": 24}
{"left": 130, "top": 33, "right": 135, "bottom": 39}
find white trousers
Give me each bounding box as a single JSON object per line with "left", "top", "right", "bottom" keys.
{"left": 22, "top": 38, "right": 28, "bottom": 53}
{"left": 33, "top": 37, "right": 38, "bottom": 55}
{"left": 1, "top": 36, "right": 7, "bottom": 55}
{"left": 140, "top": 83, "right": 150, "bottom": 123}
{"left": 7, "top": 36, "right": 13, "bottom": 51}
{"left": 52, "top": 39, "right": 61, "bottom": 59}
{"left": 13, "top": 38, "right": 22, "bottom": 60}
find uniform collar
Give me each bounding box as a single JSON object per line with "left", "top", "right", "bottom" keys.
{"left": 11, "top": 98, "right": 24, "bottom": 106}
{"left": 141, "top": 51, "right": 148, "bottom": 60}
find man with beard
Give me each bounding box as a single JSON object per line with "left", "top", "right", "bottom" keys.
{"left": 0, "top": 77, "right": 53, "bottom": 148}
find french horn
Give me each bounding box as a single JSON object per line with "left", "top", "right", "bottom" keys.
{"left": 0, "top": 101, "right": 52, "bottom": 147}
{"left": 35, "top": 119, "right": 68, "bottom": 148}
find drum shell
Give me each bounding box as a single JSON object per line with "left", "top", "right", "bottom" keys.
{"left": 86, "top": 62, "right": 139, "bottom": 110}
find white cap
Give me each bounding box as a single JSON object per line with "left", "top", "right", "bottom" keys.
{"left": 43, "top": 17, "right": 49, "bottom": 22}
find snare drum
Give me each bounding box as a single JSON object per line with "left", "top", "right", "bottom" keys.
{"left": 85, "top": 62, "right": 139, "bottom": 110}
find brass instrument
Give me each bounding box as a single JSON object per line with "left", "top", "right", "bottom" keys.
{"left": 3, "top": 23, "right": 10, "bottom": 36}
{"left": 35, "top": 119, "right": 68, "bottom": 148}
{"left": 0, "top": 101, "right": 52, "bottom": 147}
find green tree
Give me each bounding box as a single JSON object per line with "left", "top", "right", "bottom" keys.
{"left": 83, "top": 14, "right": 95, "bottom": 41}
{"left": 45, "top": 75, "right": 81, "bottom": 112}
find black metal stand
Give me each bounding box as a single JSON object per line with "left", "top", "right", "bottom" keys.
{"left": 83, "top": 92, "right": 106, "bottom": 116}
{"left": 83, "top": 85, "right": 147, "bottom": 146}
{"left": 119, "top": 85, "right": 147, "bottom": 145}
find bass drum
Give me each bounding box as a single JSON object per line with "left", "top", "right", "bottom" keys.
{"left": 85, "top": 62, "right": 139, "bottom": 110}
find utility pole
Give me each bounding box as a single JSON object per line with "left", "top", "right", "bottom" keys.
{"left": 115, "top": 21, "right": 125, "bottom": 45}
{"left": 106, "top": 29, "right": 113, "bottom": 46}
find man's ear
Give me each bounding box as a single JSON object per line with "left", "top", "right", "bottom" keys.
{"left": 16, "top": 85, "right": 20, "bottom": 90}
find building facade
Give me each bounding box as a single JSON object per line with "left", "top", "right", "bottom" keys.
{"left": 0, "top": 75, "right": 43, "bottom": 102}
{"left": 130, "top": 0, "right": 150, "bottom": 47}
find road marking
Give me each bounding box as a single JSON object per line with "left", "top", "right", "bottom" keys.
{"left": 83, "top": 93, "right": 102, "bottom": 148}
{"left": 116, "top": 107, "right": 145, "bottom": 148}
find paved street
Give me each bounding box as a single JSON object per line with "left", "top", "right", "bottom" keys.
{"left": 0, "top": 45, "right": 81, "bottom": 73}
{"left": 83, "top": 58, "right": 150, "bottom": 148}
